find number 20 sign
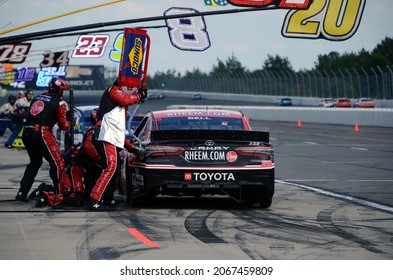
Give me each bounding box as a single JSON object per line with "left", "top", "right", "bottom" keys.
{"left": 282, "top": 0, "right": 366, "bottom": 40}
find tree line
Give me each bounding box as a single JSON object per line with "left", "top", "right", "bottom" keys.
{"left": 147, "top": 36, "right": 393, "bottom": 84}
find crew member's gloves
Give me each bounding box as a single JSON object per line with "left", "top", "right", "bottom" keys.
{"left": 126, "top": 144, "right": 146, "bottom": 156}
{"left": 137, "top": 88, "right": 148, "bottom": 102}
{"left": 126, "top": 146, "right": 139, "bottom": 154}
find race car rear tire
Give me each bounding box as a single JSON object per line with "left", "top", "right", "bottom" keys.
{"left": 126, "top": 170, "right": 154, "bottom": 207}
{"left": 125, "top": 165, "right": 133, "bottom": 206}
{"left": 242, "top": 185, "right": 273, "bottom": 209}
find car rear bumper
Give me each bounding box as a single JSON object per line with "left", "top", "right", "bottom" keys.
{"left": 132, "top": 165, "right": 274, "bottom": 193}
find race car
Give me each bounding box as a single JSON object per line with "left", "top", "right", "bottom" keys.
{"left": 118, "top": 109, "right": 275, "bottom": 208}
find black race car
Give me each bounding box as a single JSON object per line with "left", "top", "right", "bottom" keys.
{"left": 118, "top": 109, "right": 275, "bottom": 208}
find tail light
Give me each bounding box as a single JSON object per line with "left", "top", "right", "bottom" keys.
{"left": 145, "top": 145, "right": 185, "bottom": 157}
{"left": 235, "top": 146, "right": 273, "bottom": 159}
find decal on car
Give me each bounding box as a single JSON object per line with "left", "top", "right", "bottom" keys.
{"left": 184, "top": 172, "right": 235, "bottom": 181}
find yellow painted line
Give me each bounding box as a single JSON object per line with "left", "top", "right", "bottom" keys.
{"left": 0, "top": 0, "right": 125, "bottom": 35}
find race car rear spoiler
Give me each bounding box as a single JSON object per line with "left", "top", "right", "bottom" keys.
{"left": 151, "top": 129, "right": 269, "bottom": 143}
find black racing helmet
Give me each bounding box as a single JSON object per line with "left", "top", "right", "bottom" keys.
{"left": 48, "top": 78, "right": 69, "bottom": 97}
{"left": 8, "top": 95, "right": 16, "bottom": 105}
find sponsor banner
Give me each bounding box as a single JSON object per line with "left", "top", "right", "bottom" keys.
{"left": 118, "top": 28, "right": 150, "bottom": 88}
{"left": 1, "top": 65, "right": 106, "bottom": 90}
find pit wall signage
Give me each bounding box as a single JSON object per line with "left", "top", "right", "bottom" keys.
{"left": 106, "top": 0, "right": 366, "bottom": 62}
{"left": 1, "top": 0, "right": 366, "bottom": 88}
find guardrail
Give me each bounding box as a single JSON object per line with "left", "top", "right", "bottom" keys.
{"left": 167, "top": 104, "right": 393, "bottom": 128}
{"left": 2, "top": 90, "right": 392, "bottom": 128}
{"left": 161, "top": 90, "right": 393, "bottom": 128}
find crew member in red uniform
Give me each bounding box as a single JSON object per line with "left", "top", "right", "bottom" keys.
{"left": 63, "top": 108, "right": 139, "bottom": 206}
{"left": 15, "top": 78, "right": 71, "bottom": 202}
{"left": 34, "top": 107, "right": 140, "bottom": 207}
{"left": 34, "top": 108, "right": 101, "bottom": 207}
{"left": 85, "top": 79, "right": 147, "bottom": 210}
{"left": 67, "top": 108, "right": 101, "bottom": 198}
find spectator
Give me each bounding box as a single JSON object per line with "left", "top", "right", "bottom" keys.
{"left": 84, "top": 79, "right": 147, "bottom": 210}
{"left": 4, "top": 89, "right": 34, "bottom": 148}
{"left": 15, "top": 89, "right": 33, "bottom": 108}
{"left": 15, "top": 78, "right": 71, "bottom": 203}
{"left": 0, "top": 95, "right": 17, "bottom": 146}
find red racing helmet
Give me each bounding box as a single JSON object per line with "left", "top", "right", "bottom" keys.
{"left": 48, "top": 78, "right": 69, "bottom": 97}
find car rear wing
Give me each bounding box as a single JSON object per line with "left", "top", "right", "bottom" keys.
{"left": 151, "top": 129, "right": 270, "bottom": 143}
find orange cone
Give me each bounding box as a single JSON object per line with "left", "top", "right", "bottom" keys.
{"left": 354, "top": 122, "right": 359, "bottom": 132}
{"left": 297, "top": 119, "right": 302, "bottom": 128}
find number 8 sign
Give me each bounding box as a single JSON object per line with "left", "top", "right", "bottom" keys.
{"left": 164, "top": 7, "right": 211, "bottom": 52}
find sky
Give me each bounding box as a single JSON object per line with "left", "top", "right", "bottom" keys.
{"left": 1, "top": 0, "right": 393, "bottom": 75}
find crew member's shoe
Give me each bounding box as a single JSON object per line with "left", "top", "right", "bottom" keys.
{"left": 84, "top": 198, "right": 110, "bottom": 211}
{"left": 28, "top": 183, "right": 54, "bottom": 199}
{"left": 102, "top": 198, "right": 121, "bottom": 207}
{"left": 15, "top": 192, "right": 29, "bottom": 203}
{"left": 35, "top": 195, "right": 49, "bottom": 207}
{"left": 4, "top": 143, "right": 13, "bottom": 149}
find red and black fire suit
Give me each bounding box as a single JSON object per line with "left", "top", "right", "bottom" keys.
{"left": 89, "top": 85, "right": 142, "bottom": 205}
{"left": 62, "top": 127, "right": 101, "bottom": 204}
{"left": 17, "top": 91, "right": 70, "bottom": 199}
{"left": 60, "top": 129, "right": 137, "bottom": 206}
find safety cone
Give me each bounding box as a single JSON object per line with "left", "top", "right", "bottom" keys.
{"left": 12, "top": 127, "right": 25, "bottom": 148}
{"left": 354, "top": 122, "right": 359, "bottom": 133}
{"left": 297, "top": 119, "right": 302, "bottom": 128}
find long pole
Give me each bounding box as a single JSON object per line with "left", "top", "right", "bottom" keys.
{"left": 0, "top": 0, "right": 125, "bottom": 36}
{"left": 69, "top": 89, "right": 74, "bottom": 147}
{"left": 0, "top": 6, "right": 277, "bottom": 44}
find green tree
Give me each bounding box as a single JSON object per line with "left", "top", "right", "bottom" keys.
{"left": 315, "top": 51, "right": 341, "bottom": 70}
{"left": 184, "top": 67, "right": 207, "bottom": 78}
{"left": 150, "top": 69, "right": 180, "bottom": 88}
{"left": 314, "top": 37, "right": 393, "bottom": 72}
{"left": 262, "top": 54, "right": 294, "bottom": 73}
{"left": 371, "top": 36, "right": 393, "bottom": 66}
{"left": 210, "top": 53, "right": 247, "bottom": 77}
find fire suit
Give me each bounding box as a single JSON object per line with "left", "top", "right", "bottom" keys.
{"left": 17, "top": 92, "right": 70, "bottom": 199}
{"left": 89, "top": 85, "right": 142, "bottom": 204}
